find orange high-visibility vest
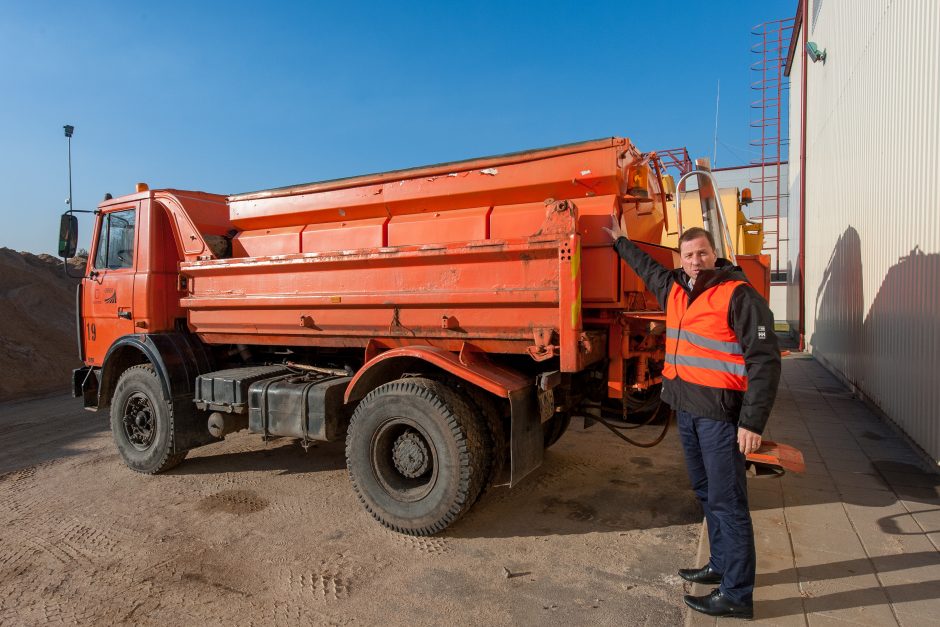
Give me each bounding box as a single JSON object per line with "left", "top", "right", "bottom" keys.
{"left": 663, "top": 280, "right": 748, "bottom": 391}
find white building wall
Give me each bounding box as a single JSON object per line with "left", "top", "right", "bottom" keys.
{"left": 798, "top": 0, "right": 940, "bottom": 462}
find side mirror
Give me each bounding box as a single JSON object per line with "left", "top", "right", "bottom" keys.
{"left": 58, "top": 213, "right": 78, "bottom": 258}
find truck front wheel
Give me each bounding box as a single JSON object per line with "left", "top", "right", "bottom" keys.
{"left": 110, "top": 364, "right": 187, "bottom": 474}
{"left": 345, "top": 378, "right": 487, "bottom": 535}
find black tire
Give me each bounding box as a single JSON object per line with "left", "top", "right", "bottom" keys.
{"left": 110, "top": 364, "right": 187, "bottom": 474}
{"left": 542, "top": 412, "right": 571, "bottom": 449}
{"left": 416, "top": 375, "right": 499, "bottom": 496}
{"left": 345, "top": 378, "right": 487, "bottom": 535}
{"left": 462, "top": 388, "right": 506, "bottom": 494}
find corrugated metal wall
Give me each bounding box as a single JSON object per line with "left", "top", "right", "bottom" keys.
{"left": 797, "top": 0, "right": 940, "bottom": 462}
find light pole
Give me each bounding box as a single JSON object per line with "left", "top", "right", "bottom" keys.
{"left": 64, "top": 124, "right": 74, "bottom": 213}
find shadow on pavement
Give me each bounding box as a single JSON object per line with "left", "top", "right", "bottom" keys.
{"left": 757, "top": 551, "right": 940, "bottom": 588}
{"left": 758, "top": 579, "right": 938, "bottom": 621}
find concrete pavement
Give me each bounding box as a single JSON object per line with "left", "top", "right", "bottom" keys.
{"left": 686, "top": 354, "right": 940, "bottom": 626}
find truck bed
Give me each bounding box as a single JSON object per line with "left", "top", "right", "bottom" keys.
{"left": 180, "top": 204, "right": 605, "bottom": 372}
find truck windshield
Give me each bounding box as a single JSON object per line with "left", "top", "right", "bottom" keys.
{"left": 93, "top": 208, "right": 136, "bottom": 270}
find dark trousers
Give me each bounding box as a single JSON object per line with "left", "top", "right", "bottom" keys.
{"left": 677, "top": 410, "right": 756, "bottom": 605}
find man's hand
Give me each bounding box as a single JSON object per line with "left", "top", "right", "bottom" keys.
{"left": 737, "top": 427, "right": 762, "bottom": 455}
{"left": 602, "top": 214, "right": 628, "bottom": 242}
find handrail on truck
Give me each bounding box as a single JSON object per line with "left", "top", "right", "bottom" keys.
{"left": 674, "top": 169, "right": 738, "bottom": 265}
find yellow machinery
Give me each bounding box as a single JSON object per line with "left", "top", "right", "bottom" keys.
{"left": 661, "top": 186, "right": 764, "bottom": 255}
{"left": 654, "top": 156, "right": 764, "bottom": 256}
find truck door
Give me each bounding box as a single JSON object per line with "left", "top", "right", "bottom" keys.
{"left": 82, "top": 204, "right": 138, "bottom": 366}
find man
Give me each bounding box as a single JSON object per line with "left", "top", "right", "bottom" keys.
{"left": 603, "top": 215, "right": 780, "bottom": 619}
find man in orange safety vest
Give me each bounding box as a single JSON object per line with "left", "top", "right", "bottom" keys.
{"left": 604, "top": 216, "right": 781, "bottom": 619}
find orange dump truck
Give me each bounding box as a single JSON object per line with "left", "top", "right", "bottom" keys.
{"left": 60, "top": 137, "right": 782, "bottom": 535}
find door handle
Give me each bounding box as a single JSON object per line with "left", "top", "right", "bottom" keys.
{"left": 118, "top": 311, "right": 132, "bottom": 320}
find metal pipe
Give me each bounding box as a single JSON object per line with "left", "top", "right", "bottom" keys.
{"left": 67, "top": 134, "right": 73, "bottom": 212}
{"left": 798, "top": 0, "right": 809, "bottom": 350}
{"left": 285, "top": 361, "right": 349, "bottom": 377}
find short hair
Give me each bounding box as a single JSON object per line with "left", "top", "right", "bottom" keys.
{"left": 679, "top": 227, "right": 716, "bottom": 251}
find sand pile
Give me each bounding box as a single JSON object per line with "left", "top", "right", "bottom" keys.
{"left": 0, "top": 248, "right": 85, "bottom": 401}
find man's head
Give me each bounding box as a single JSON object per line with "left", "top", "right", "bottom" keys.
{"left": 678, "top": 227, "right": 718, "bottom": 281}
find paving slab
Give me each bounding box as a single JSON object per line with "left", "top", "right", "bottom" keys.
{"left": 823, "top": 456, "right": 876, "bottom": 474}
{"left": 783, "top": 501, "right": 853, "bottom": 531}
{"left": 832, "top": 471, "right": 892, "bottom": 492}
{"left": 819, "top": 447, "right": 871, "bottom": 463}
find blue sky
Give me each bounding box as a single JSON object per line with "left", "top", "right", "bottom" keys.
{"left": 0, "top": 0, "right": 795, "bottom": 255}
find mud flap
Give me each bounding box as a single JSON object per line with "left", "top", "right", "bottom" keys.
{"left": 505, "top": 386, "right": 544, "bottom": 487}
{"left": 72, "top": 366, "right": 99, "bottom": 409}
{"left": 746, "top": 440, "right": 806, "bottom": 477}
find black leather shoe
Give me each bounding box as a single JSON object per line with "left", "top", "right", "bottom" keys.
{"left": 684, "top": 588, "right": 753, "bottom": 619}
{"left": 678, "top": 564, "right": 722, "bottom": 585}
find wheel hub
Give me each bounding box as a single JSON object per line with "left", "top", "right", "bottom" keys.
{"left": 392, "top": 431, "right": 430, "bottom": 478}
{"left": 122, "top": 394, "right": 156, "bottom": 451}
{"left": 135, "top": 411, "right": 149, "bottom": 428}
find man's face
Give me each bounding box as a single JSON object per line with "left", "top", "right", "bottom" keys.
{"left": 679, "top": 235, "right": 718, "bottom": 281}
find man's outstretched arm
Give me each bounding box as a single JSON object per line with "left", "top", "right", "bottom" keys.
{"left": 603, "top": 214, "right": 675, "bottom": 309}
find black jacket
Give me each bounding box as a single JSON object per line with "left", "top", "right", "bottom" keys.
{"left": 614, "top": 237, "right": 780, "bottom": 434}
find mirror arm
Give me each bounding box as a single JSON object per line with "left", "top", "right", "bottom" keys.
{"left": 62, "top": 257, "right": 86, "bottom": 280}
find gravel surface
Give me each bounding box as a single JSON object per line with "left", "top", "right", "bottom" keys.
{"left": 0, "top": 394, "right": 701, "bottom": 625}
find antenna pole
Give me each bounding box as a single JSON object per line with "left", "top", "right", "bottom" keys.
{"left": 713, "top": 80, "right": 720, "bottom": 166}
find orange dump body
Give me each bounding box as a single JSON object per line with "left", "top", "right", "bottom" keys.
{"left": 107, "top": 138, "right": 670, "bottom": 379}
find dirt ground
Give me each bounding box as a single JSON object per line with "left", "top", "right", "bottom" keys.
{"left": 0, "top": 393, "right": 701, "bottom": 625}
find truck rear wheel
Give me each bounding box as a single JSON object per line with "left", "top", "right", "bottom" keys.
{"left": 462, "top": 388, "right": 505, "bottom": 494}
{"left": 345, "top": 378, "right": 487, "bottom": 535}
{"left": 543, "top": 412, "right": 571, "bottom": 448}
{"left": 110, "top": 364, "right": 187, "bottom": 474}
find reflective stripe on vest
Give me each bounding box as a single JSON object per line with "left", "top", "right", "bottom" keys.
{"left": 664, "top": 353, "right": 748, "bottom": 376}
{"left": 663, "top": 280, "right": 748, "bottom": 391}
{"left": 665, "top": 328, "right": 743, "bottom": 356}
